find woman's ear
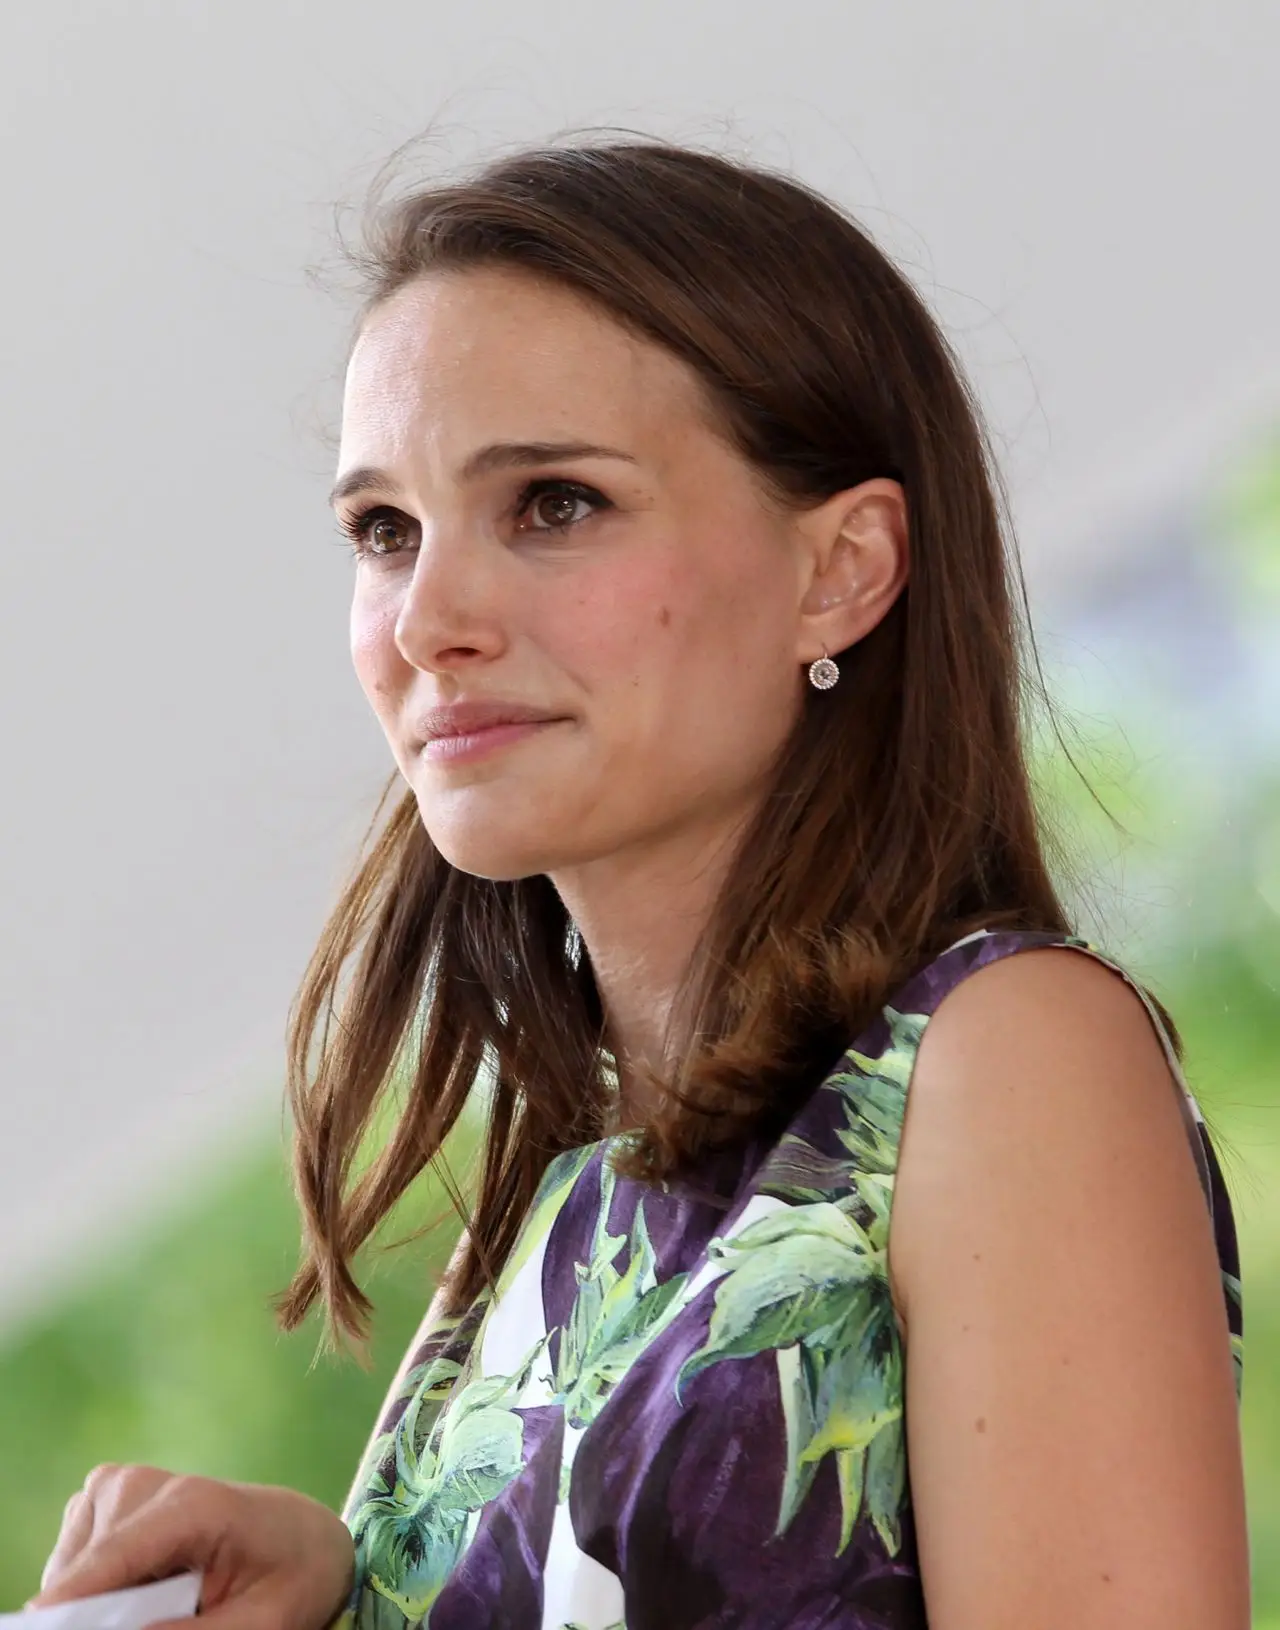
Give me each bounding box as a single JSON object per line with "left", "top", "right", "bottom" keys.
{"left": 796, "top": 478, "right": 909, "bottom": 662}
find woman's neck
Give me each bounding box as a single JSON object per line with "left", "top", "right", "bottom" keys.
{"left": 550, "top": 806, "right": 752, "bottom": 1123}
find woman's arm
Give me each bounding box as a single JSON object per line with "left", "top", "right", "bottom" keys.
{"left": 888, "top": 946, "right": 1249, "bottom": 1629}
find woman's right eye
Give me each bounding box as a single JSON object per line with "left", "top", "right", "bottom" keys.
{"left": 336, "top": 506, "right": 415, "bottom": 558}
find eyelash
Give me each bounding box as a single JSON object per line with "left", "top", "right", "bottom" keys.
{"left": 334, "top": 477, "right": 611, "bottom": 560}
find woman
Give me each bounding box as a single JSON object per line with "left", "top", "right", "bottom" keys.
{"left": 31, "top": 137, "right": 1248, "bottom": 1628}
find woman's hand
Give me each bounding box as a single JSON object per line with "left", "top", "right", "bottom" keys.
{"left": 28, "top": 1464, "right": 355, "bottom": 1629}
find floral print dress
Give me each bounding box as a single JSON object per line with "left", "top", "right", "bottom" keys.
{"left": 337, "top": 928, "right": 1245, "bottom": 1629}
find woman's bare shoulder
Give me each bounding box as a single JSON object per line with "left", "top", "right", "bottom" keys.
{"left": 885, "top": 946, "right": 1249, "bottom": 1628}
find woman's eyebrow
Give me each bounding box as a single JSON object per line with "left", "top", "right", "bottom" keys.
{"left": 327, "top": 440, "right": 638, "bottom": 510}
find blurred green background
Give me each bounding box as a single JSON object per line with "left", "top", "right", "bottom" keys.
{"left": 2, "top": 428, "right": 1276, "bottom": 1614}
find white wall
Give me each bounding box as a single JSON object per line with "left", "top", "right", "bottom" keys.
{"left": 1, "top": 0, "right": 1276, "bottom": 1332}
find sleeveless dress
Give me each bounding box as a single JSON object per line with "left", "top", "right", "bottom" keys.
{"left": 336, "top": 928, "right": 1245, "bottom": 1630}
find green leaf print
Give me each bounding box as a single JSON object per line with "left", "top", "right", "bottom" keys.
{"left": 776, "top": 1342, "right": 822, "bottom": 1533}
{"left": 676, "top": 1175, "right": 907, "bottom": 1559}
{"left": 770, "top": 1310, "right": 904, "bottom": 1557}
{"left": 763, "top": 1135, "right": 860, "bottom": 1204}
{"left": 799, "top": 1337, "right": 900, "bottom": 1466}
{"left": 353, "top": 1333, "right": 549, "bottom": 1621}
{"left": 825, "top": 1006, "right": 924, "bottom": 1174}
{"left": 676, "top": 1203, "right": 882, "bottom": 1391}
{"left": 847, "top": 1005, "right": 928, "bottom": 1097}
{"left": 761, "top": 1005, "right": 921, "bottom": 1213}
{"left": 494, "top": 1141, "right": 601, "bottom": 1299}
{"left": 428, "top": 1375, "right": 530, "bottom": 1514}
{"left": 554, "top": 1154, "right": 691, "bottom": 1432}
{"left": 833, "top": 1445, "right": 866, "bottom": 1556}
{"left": 862, "top": 1391, "right": 907, "bottom": 1554}
{"left": 800, "top": 1321, "right": 904, "bottom": 1553}
{"left": 350, "top": 1144, "right": 701, "bottom": 1622}
{"left": 351, "top": 1585, "right": 420, "bottom": 1630}
{"left": 344, "top": 1308, "right": 485, "bottom": 1531}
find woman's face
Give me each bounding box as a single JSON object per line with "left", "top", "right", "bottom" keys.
{"left": 334, "top": 265, "right": 820, "bottom": 883}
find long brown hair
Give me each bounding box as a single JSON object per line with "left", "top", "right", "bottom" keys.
{"left": 275, "top": 132, "right": 1177, "bottom": 1347}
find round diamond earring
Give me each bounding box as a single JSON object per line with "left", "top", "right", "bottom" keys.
{"left": 808, "top": 645, "right": 840, "bottom": 690}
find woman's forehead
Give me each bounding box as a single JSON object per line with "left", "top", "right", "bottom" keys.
{"left": 340, "top": 272, "right": 716, "bottom": 475}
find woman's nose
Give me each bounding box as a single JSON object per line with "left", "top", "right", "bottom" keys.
{"left": 392, "top": 529, "right": 508, "bottom": 673}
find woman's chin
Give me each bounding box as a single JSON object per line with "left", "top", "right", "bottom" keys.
{"left": 423, "top": 824, "right": 578, "bottom": 884}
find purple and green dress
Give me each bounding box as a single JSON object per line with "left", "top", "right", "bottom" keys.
{"left": 336, "top": 928, "right": 1244, "bottom": 1629}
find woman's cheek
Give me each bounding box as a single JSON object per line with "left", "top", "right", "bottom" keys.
{"left": 556, "top": 554, "right": 687, "bottom": 675}
{"left": 349, "top": 589, "right": 404, "bottom": 709}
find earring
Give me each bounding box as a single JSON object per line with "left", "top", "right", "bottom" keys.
{"left": 808, "top": 645, "right": 840, "bottom": 690}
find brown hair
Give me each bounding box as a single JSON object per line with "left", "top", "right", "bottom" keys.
{"left": 275, "top": 132, "right": 1180, "bottom": 1347}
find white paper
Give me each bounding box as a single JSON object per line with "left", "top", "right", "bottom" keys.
{"left": 0, "top": 1573, "right": 201, "bottom": 1627}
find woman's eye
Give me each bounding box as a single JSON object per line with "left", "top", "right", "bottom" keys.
{"left": 339, "top": 507, "right": 413, "bottom": 557}
{"left": 518, "top": 479, "right": 607, "bottom": 532}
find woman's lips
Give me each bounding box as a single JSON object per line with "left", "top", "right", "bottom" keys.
{"left": 421, "top": 718, "right": 566, "bottom": 765}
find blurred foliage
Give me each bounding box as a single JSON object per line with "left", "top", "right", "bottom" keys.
{"left": 0, "top": 1131, "right": 470, "bottom": 1605}
{"left": 1168, "top": 935, "right": 1280, "bottom": 1618}
{"left": 1215, "top": 421, "right": 1280, "bottom": 611}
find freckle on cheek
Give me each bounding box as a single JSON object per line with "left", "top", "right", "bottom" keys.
{"left": 974, "top": 1417, "right": 986, "bottom": 1433}
{"left": 656, "top": 604, "right": 671, "bottom": 627}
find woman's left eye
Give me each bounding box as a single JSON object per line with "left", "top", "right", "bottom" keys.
{"left": 516, "top": 479, "right": 610, "bottom": 532}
